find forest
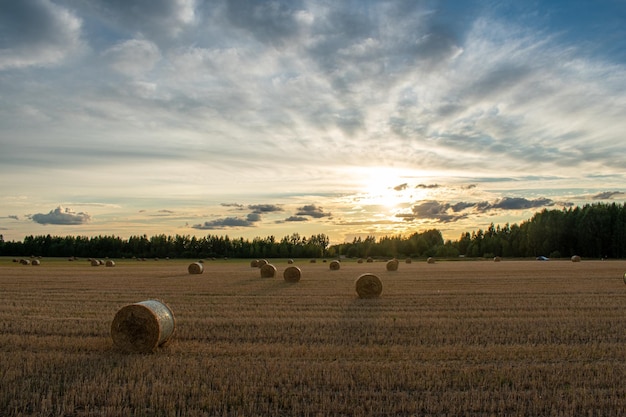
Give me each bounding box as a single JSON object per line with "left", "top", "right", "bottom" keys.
{"left": 1, "top": 203, "right": 625, "bottom": 260}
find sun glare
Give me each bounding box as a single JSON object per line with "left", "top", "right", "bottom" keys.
{"left": 355, "top": 167, "right": 422, "bottom": 209}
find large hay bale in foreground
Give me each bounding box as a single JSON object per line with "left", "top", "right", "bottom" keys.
{"left": 260, "top": 263, "right": 277, "bottom": 278}
{"left": 188, "top": 262, "right": 204, "bottom": 274}
{"left": 355, "top": 273, "right": 383, "bottom": 298}
{"left": 329, "top": 260, "right": 341, "bottom": 270}
{"left": 623, "top": 272, "right": 626, "bottom": 285}
{"left": 250, "top": 259, "right": 259, "bottom": 268}
{"left": 571, "top": 255, "right": 582, "bottom": 262}
{"left": 427, "top": 257, "right": 435, "bottom": 264}
{"left": 105, "top": 260, "right": 116, "bottom": 267}
{"left": 386, "top": 259, "right": 399, "bottom": 271}
{"left": 283, "top": 266, "right": 302, "bottom": 283}
{"left": 111, "top": 300, "right": 175, "bottom": 353}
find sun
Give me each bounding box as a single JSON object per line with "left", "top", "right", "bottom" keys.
{"left": 356, "top": 167, "right": 417, "bottom": 209}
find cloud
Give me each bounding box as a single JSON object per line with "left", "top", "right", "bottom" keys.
{"left": 394, "top": 183, "right": 409, "bottom": 191}
{"left": 398, "top": 197, "right": 557, "bottom": 223}
{"left": 31, "top": 206, "right": 91, "bottom": 225}
{"left": 248, "top": 204, "right": 283, "bottom": 213}
{"left": 416, "top": 184, "right": 441, "bottom": 189}
{"left": 102, "top": 39, "right": 161, "bottom": 77}
{"left": 284, "top": 216, "right": 308, "bottom": 222}
{"left": 221, "top": 203, "right": 244, "bottom": 208}
{"left": 592, "top": 191, "right": 625, "bottom": 200}
{"left": 296, "top": 204, "right": 331, "bottom": 218}
{"left": 8, "top": 215, "right": 19, "bottom": 220}
{"left": 192, "top": 216, "right": 258, "bottom": 230}
{"left": 0, "top": 0, "right": 84, "bottom": 69}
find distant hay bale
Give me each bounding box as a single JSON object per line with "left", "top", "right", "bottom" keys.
{"left": 357, "top": 258, "right": 363, "bottom": 264}
{"left": 355, "top": 273, "right": 383, "bottom": 299}
{"left": 366, "top": 257, "right": 374, "bottom": 263}
{"left": 571, "top": 255, "right": 582, "bottom": 262}
{"left": 405, "top": 258, "right": 412, "bottom": 264}
{"left": 20, "top": 259, "right": 30, "bottom": 265}
{"left": 32, "top": 259, "right": 41, "bottom": 266}
{"left": 188, "top": 262, "right": 204, "bottom": 274}
{"left": 310, "top": 259, "right": 317, "bottom": 263}
{"left": 250, "top": 259, "right": 259, "bottom": 268}
{"left": 427, "top": 257, "right": 435, "bottom": 264}
{"left": 283, "top": 266, "right": 302, "bottom": 283}
{"left": 329, "top": 260, "right": 341, "bottom": 270}
{"left": 257, "top": 259, "right": 269, "bottom": 267}
{"left": 494, "top": 256, "right": 502, "bottom": 262}
{"left": 386, "top": 259, "right": 399, "bottom": 271}
{"left": 110, "top": 299, "right": 175, "bottom": 353}
{"left": 260, "top": 263, "right": 277, "bottom": 278}
{"left": 287, "top": 259, "right": 294, "bottom": 264}
{"left": 105, "top": 260, "right": 116, "bottom": 267}
{"left": 91, "top": 259, "right": 100, "bottom": 267}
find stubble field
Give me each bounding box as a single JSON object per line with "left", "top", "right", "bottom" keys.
{"left": 1, "top": 257, "right": 626, "bottom": 416}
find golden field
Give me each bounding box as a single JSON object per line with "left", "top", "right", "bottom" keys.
{"left": 1, "top": 257, "right": 626, "bottom": 416}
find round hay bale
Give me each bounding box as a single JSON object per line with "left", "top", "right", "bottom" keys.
{"left": 357, "top": 258, "right": 363, "bottom": 264}
{"left": 494, "top": 256, "right": 502, "bottom": 262}
{"left": 32, "top": 259, "right": 41, "bottom": 266}
{"left": 250, "top": 259, "right": 259, "bottom": 268}
{"left": 427, "top": 257, "right": 435, "bottom": 264}
{"left": 283, "top": 266, "right": 302, "bottom": 283}
{"left": 386, "top": 259, "right": 399, "bottom": 271}
{"left": 90, "top": 259, "right": 100, "bottom": 267}
{"left": 571, "top": 255, "right": 581, "bottom": 262}
{"left": 405, "top": 258, "right": 412, "bottom": 264}
{"left": 20, "top": 259, "right": 30, "bottom": 265}
{"left": 105, "top": 260, "right": 116, "bottom": 267}
{"left": 329, "top": 260, "right": 341, "bottom": 270}
{"left": 355, "top": 273, "right": 383, "bottom": 299}
{"left": 260, "top": 263, "right": 277, "bottom": 278}
{"left": 310, "top": 259, "right": 317, "bottom": 263}
{"left": 257, "top": 259, "right": 269, "bottom": 267}
{"left": 188, "top": 262, "right": 204, "bottom": 274}
{"left": 623, "top": 272, "right": 626, "bottom": 285}
{"left": 110, "top": 300, "right": 175, "bottom": 353}
{"left": 366, "top": 257, "right": 373, "bottom": 263}
{"left": 287, "top": 259, "right": 294, "bottom": 264}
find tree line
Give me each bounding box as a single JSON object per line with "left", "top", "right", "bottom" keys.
{"left": 1, "top": 203, "right": 625, "bottom": 259}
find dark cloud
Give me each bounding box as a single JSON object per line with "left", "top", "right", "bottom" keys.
{"left": 158, "top": 209, "right": 174, "bottom": 213}
{"left": 296, "top": 204, "right": 331, "bottom": 218}
{"left": 248, "top": 204, "right": 283, "bottom": 213}
{"left": 192, "top": 216, "right": 258, "bottom": 230}
{"left": 246, "top": 213, "right": 261, "bottom": 222}
{"left": 416, "top": 183, "right": 441, "bottom": 189}
{"left": 284, "top": 216, "right": 308, "bottom": 222}
{"left": 592, "top": 191, "right": 625, "bottom": 200}
{"left": 31, "top": 206, "right": 91, "bottom": 225}
{"left": 225, "top": 0, "right": 303, "bottom": 46}
{"left": 398, "top": 197, "right": 556, "bottom": 223}
{"left": 221, "top": 203, "right": 244, "bottom": 208}
{"left": 8, "top": 215, "right": 19, "bottom": 220}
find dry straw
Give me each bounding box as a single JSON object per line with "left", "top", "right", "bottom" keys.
{"left": 355, "top": 273, "right": 383, "bottom": 298}
{"left": 386, "top": 259, "right": 399, "bottom": 271}
{"left": 405, "top": 258, "right": 412, "bottom": 264}
{"left": 329, "top": 260, "right": 341, "bottom": 270}
{"left": 494, "top": 256, "right": 502, "bottom": 262}
{"left": 90, "top": 259, "right": 100, "bottom": 266}
{"left": 188, "top": 262, "right": 204, "bottom": 274}
{"left": 287, "top": 259, "right": 294, "bottom": 264}
{"left": 427, "top": 257, "right": 436, "bottom": 264}
{"left": 357, "top": 258, "right": 363, "bottom": 264}
{"left": 105, "top": 260, "right": 116, "bottom": 267}
{"left": 31, "top": 259, "right": 41, "bottom": 266}
{"left": 260, "top": 263, "right": 277, "bottom": 278}
{"left": 283, "top": 266, "right": 302, "bottom": 283}
{"left": 110, "top": 300, "right": 175, "bottom": 353}
{"left": 571, "top": 255, "right": 582, "bottom": 262}
{"left": 250, "top": 260, "right": 259, "bottom": 267}
{"left": 366, "top": 257, "right": 374, "bottom": 263}
{"left": 257, "top": 259, "right": 269, "bottom": 267}
{"left": 19, "top": 259, "right": 30, "bottom": 265}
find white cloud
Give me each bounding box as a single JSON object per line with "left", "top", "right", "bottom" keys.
{"left": 103, "top": 39, "right": 161, "bottom": 77}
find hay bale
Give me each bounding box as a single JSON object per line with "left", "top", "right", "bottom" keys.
{"left": 623, "top": 272, "right": 626, "bottom": 285}
{"left": 355, "top": 273, "right": 383, "bottom": 298}
{"left": 257, "top": 259, "right": 268, "bottom": 267}
{"left": 329, "top": 260, "right": 341, "bottom": 270}
{"left": 260, "top": 263, "right": 277, "bottom": 278}
{"left": 366, "top": 257, "right": 374, "bottom": 263}
{"left": 91, "top": 259, "right": 100, "bottom": 267}
{"left": 427, "top": 257, "right": 435, "bottom": 264}
{"left": 250, "top": 259, "right": 259, "bottom": 268}
{"left": 494, "top": 256, "right": 502, "bottom": 262}
{"left": 357, "top": 258, "right": 363, "bottom": 264}
{"left": 287, "top": 259, "right": 294, "bottom": 264}
{"left": 188, "top": 262, "right": 204, "bottom": 274}
{"left": 283, "top": 266, "right": 302, "bottom": 283}
{"left": 310, "top": 259, "right": 317, "bottom": 263}
{"left": 571, "top": 255, "right": 582, "bottom": 262}
{"left": 105, "top": 260, "right": 116, "bottom": 267}
{"left": 32, "top": 259, "right": 41, "bottom": 266}
{"left": 405, "top": 258, "right": 412, "bottom": 264}
{"left": 386, "top": 259, "right": 399, "bottom": 271}
{"left": 110, "top": 299, "right": 175, "bottom": 353}
{"left": 20, "top": 259, "right": 30, "bottom": 265}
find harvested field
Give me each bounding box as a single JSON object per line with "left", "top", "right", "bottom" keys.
{"left": 1, "top": 257, "right": 626, "bottom": 416}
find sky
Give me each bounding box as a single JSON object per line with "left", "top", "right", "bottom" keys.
{"left": 1, "top": 0, "right": 626, "bottom": 245}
